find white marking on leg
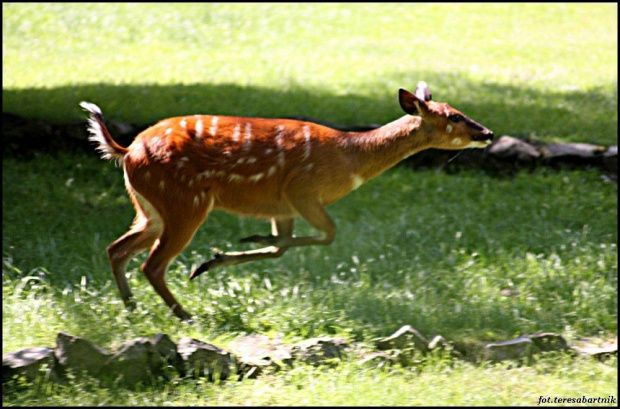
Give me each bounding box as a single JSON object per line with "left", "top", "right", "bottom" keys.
{"left": 302, "top": 125, "right": 311, "bottom": 161}
{"left": 351, "top": 174, "right": 364, "bottom": 190}
{"left": 232, "top": 123, "right": 241, "bottom": 142}
{"left": 244, "top": 123, "right": 252, "bottom": 152}
{"left": 195, "top": 118, "right": 203, "bottom": 139}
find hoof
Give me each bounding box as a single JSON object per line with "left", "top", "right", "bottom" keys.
{"left": 189, "top": 253, "right": 223, "bottom": 280}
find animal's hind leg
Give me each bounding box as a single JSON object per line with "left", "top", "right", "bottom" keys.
{"left": 107, "top": 190, "right": 162, "bottom": 308}
{"left": 140, "top": 201, "right": 211, "bottom": 320}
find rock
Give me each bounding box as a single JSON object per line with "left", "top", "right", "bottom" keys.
{"left": 523, "top": 332, "right": 570, "bottom": 353}
{"left": 177, "top": 337, "right": 235, "bottom": 381}
{"left": 487, "top": 135, "right": 540, "bottom": 161}
{"left": 290, "top": 337, "right": 349, "bottom": 367}
{"left": 357, "top": 351, "right": 396, "bottom": 367}
{"left": 102, "top": 337, "right": 167, "bottom": 387}
{"left": 230, "top": 334, "right": 293, "bottom": 379}
{"left": 428, "top": 335, "right": 449, "bottom": 351}
{"left": 54, "top": 332, "right": 111, "bottom": 378}
{"left": 151, "top": 333, "right": 185, "bottom": 376}
{"left": 3, "top": 347, "right": 58, "bottom": 383}
{"left": 602, "top": 145, "right": 618, "bottom": 175}
{"left": 571, "top": 338, "right": 617, "bottom": 361}
{"left": 376, "top": 325, "right": 429, "bottom": 353}
{"left": 483, "top": 337, "right": 535, "bottom": 362}
{"left": 541, "top": 143, "right": 606, "bottom": 162}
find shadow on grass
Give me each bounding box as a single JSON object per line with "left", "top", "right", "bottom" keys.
{"left": 2, "top": 74, "right": 617, "bottom": 146}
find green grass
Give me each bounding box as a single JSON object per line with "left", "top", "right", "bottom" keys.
{"left": 2, "top": 3, "right": 617, "bottom": 405}
{"left": 2, "top": 153, "right": 617, "bottom": 405}
{"left": 2, "top": 3, "right": 617, "bottom": 145}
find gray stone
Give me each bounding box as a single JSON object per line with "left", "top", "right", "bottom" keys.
{"left": 151, "top": 333, "right": 185, "bottom": 376}
{"left": 484, "top": 337, "right": 535, "bottom": 362}
{"left": 571, "top": 338, "right": 617, "bottom": 361}
{"left": 102, "top": 337, "right": 164, "bottom": 386}
{"left": 488, "top": 135, "right": 540, "bottom": 161}
{"left": 177, "top": 337, "right": 235, "bottom": 381}
{"left": 290, "top": 337, "right": 349, "bottom": 367}
{"left": 3, "top": 347, "right": 57, "bottom": 383}
{"left": 523, "top": 332, "right": 570, "bottom": 353}
{"left": 541, "top": 143, "right": 606, "bottom": 159}
{"left": 230, "top": 334, "right": 293, "bottom": 379}
{"left": 376, "top": 325, "right": 429, "bottom": 353}
{"left": 54, "top": 332, "right": 111, "bottom": 378}
{"left": 357, "top": 351, "right": 396, "bottom": 367}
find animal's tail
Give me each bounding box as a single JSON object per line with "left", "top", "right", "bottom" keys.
{"left": 80, "top": 102, "right": 128, "bottom": 162}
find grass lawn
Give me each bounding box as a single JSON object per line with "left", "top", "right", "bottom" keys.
{"left": 2, "top": 3, "right": 617, "bottom": 406}
{"left": 2, "top": 154, "right": 617, "bottom": 405}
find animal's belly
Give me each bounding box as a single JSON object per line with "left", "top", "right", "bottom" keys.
{"left": 213, "top": 186, "right": 294, "bottom": 218}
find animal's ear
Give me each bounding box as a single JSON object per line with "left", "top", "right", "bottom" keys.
{"left": 414, "top": 81, "right": 432, "bottom": 102}
{"left": 399, "top": 88, "right": 428, "bottom": 116}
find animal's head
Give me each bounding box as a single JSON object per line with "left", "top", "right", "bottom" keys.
{"left": 399, "top": 82, "right": 494, "bottom": 150}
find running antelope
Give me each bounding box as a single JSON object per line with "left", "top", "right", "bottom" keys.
{"left": 81, "top": 82, "right": 493, "bottom": 320}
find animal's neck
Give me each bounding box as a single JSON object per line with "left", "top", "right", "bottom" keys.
{"left": 339, "top": 115, "right": 428, "bottom": 181}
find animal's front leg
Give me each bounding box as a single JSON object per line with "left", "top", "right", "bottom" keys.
{"left": 189, "top": 218, "right": 294, "bottom": 280}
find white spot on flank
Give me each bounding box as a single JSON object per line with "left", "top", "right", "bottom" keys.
{"left": 265, "top": 148, "right": 273, "bottom": 155}
{"left": 159, "top": 180, "right": 165, "bottom": 190}
{"left": 351, "top": 174, "right": 364, "bottom": 190}
{"left": 304, "top": 163, "right": 314, "bottom": 171}
{"left": 144, "top": 171, "right": 151, "bottom": 181}
{"left": 180, "top": 118, "right": 187, "bottom": 129}
{"left": 232, "top": 123, "right": 241, "bottom": 142}
{"left": 228, "top": 173, "right": 245, "bottom": 183}
{"left": 210, "top": 116, "right": 218, "bottom": 136}
{"left": 165, "top": 128, "right": 172, "bottom": 135}
{"left": 248, "top": 173, "right": 264, "bottom": 183}
{"left": 195, "top": 118, "right": 203, "bottom": 139}
{"left": 246, "top": 156, "right": 257, "bottom": 164}
{"left": 446, "top": 124, "right": 453, "bottom": 134}
{"left": 194, "top": 195, "right": 200, "bottom": 207}
{"left": 275, "top": 125, "right": 286, "bottom": 166}
{"left": 452, "top": 138, "right": 462, "bottom": 145}
{"left": 302, "top": 125, "right": 312, "bottom": 160}
{"left": 244, "top": 123, "right": 252, "bottom": 151}
{"left": 267, "top": 165, "right": 277, "bottom": 177}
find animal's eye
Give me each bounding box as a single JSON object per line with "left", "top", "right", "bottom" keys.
{"left": 448, "top": 114, "right": 461, "bottom": 123}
